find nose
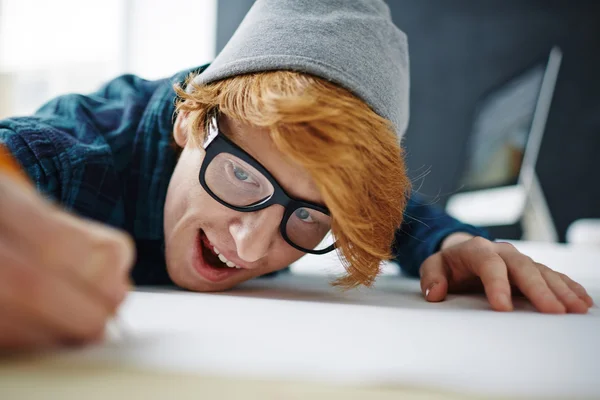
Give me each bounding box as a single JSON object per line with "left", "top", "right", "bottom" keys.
{"left": 229, "top": 205, "right": 284, "bottom": 264}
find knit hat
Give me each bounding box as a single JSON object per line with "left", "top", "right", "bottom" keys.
{"left": 192, "top": 0, "right": 410, "bottom": 137}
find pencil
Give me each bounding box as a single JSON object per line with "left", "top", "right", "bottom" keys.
{"left": 0, "top": 144, "right": 31, "bottom": 186}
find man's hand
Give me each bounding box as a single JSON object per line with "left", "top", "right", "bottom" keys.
{"left": 0, "top": 172, "right": 135, "bottom": 350}
{"left": 419, "top": 233, "right": 594, "bottom": 313}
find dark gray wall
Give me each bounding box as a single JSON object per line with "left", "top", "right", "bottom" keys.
{"left": 216, "top": 0, "right": 600, "bottom": 241}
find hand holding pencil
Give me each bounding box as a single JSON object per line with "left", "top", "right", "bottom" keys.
{"left": 0, "top": 145, "right": 135, "bottom": 350}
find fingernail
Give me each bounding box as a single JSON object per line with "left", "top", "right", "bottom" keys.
{"left": 497, "top": 293, "right": 512, "bottom": 310}
{"left": 425, "top": 283, "right": 436, "bottom": 299}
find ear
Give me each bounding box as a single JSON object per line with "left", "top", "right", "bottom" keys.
{"left": 173, "top": 111, "right": 190, "bottom": 147}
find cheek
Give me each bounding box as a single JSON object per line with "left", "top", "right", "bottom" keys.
{"left": 164, "top": 148, "right": 205, "bottom": 227}
{"left": 267, "top": 242, "right": 306, "bottom": 270}
{"left": 164, "top": 149, "right": 235, "bottom": 239}
{"left": 164, "top": 167, "right": 194, "bottom": 233}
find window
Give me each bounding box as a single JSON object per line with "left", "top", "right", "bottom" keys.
{"left": 0, "top": 0, "right": 216, "bottom": 118}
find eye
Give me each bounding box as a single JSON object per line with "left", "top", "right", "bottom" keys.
{"left": 233, "top": 165, "right": 250, "bottom": 181}
{"left": 227, "top": 161, "right": 260, "bottom": 186}
{"left": 294, "top": 208, "right": 315, "bottom": 223}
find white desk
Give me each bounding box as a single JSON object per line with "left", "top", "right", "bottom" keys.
{"left": 1, "top": 241, "right": 599, "bottom": 399}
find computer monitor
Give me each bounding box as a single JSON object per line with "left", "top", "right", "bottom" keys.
{"left": 461, "top": 59, "right": 546, "bottom": 191}
{"left": 446, "top": 47, "right": 562, "bottom": 241}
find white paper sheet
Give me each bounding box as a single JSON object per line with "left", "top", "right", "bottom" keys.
{"left": 24, "top": 242, "right": 600, "bottom": 398}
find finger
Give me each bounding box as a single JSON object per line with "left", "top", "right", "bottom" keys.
{"left": 0, "top": 243, "right": 120, "bottom": 342}
{"left": 419, "top": 253, "right": 449, "bottom": 302}
{"left": 540, "top": 265, "right": 589, "bottom": 314}
{"left": 471, "top": 251, "right": 513, "bottom": 312}
{"left": 0, "top": 310, "right": 58, "bottom": 351}
{"left": 42, "top": 217, "right": 135, "bottom": 308}
{"left": 500, "top": 250, "right": 565, "bottom": 314}
{"left": 443, "top": 237, "right": 513, "bottom": 311}
{"left": 45, "top": 211, "right": 136, "bottom": 277}
{"left": 557, "top": 272, "right": 594, "bottom": 307}
{"left": 0, "top": 178, "right": 134, "bottom": 306}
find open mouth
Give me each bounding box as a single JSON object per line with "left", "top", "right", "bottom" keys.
{"left": 192, "top": 230, "right": 243, "bottom": 283}
{"left": 199, "top": 232, "right": 241, "bottom": 269}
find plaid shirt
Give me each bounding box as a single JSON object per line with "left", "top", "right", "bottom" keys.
{"left": 0, "top": 65, "right": 489, "bottom": 284}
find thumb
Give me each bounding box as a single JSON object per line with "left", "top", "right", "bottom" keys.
{"left": 419, "top": 253, "right": 449, "bottom": 302}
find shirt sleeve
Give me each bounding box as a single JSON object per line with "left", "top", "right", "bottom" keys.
{"left": 0, "top": 75, "right": 150, "bottom": 228}
{"left": 391, "top": 192, "right": 493, "bottom": 277}
{"left": 0, "top": 122, "right": 69, "bottom": 202}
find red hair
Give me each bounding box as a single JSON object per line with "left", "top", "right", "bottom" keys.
{"left": 175, "top": 71, "right": 410, "bottom": 288}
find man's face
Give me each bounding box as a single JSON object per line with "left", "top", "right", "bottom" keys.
{"left": 163, "top": 112, "right": 325, "bottom": 292}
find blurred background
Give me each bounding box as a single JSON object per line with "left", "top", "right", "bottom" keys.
{"left": 0, "top": 0, "right": 217, "bottom": 117}
{"left": 0, "top": 0, "right": 599, "bottom": 244}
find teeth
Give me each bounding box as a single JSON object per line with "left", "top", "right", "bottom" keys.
{"left": 215, "top": 247, "right": 241, "bottom": 269}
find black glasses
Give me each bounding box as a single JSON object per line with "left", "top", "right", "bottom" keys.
{"left": 198, "top": 113, "right": 336, "bottom": 255}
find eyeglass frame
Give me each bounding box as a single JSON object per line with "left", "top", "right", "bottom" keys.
{"left": 198, "top": 112, "right": 336, "bottom": 255}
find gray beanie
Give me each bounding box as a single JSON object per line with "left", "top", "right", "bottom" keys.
{"left": 193, "top": 0, "right": 410, "bottom": 137}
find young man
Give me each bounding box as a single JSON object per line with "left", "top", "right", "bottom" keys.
{"left": 0, "top": 0, "right": 592, "bottom": 349}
